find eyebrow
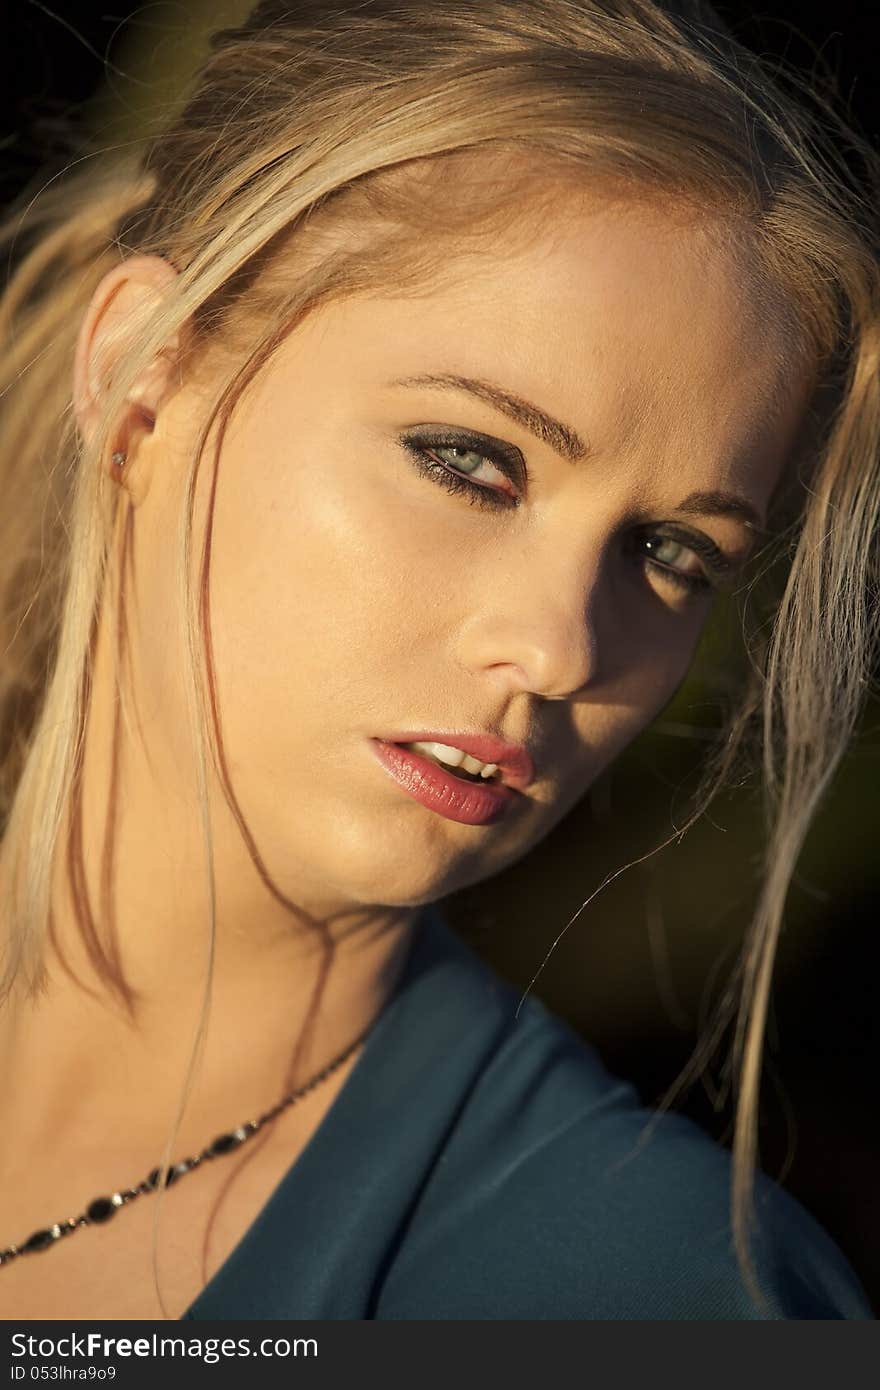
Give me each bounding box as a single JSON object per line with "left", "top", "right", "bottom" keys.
{"left": 389, "top": 371, "right": 766, "bottom": 532}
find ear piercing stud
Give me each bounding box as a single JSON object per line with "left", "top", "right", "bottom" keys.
{"left": 110, "top": 451, "right": 127, "bottom": 473}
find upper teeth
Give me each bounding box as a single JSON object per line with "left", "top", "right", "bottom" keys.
{"left": 408, "top": 741, "right": 500, "bottom": 780}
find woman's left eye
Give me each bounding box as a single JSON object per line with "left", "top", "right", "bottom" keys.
{"left": 625, "top": 530, "right": 715, "bottom": 596}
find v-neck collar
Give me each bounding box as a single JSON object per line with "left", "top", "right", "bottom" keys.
{"left": 182, "top": 901, "right": 514, "bottom": 1319}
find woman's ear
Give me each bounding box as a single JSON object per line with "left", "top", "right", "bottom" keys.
{"left": 72, "top": 253, "right": 182, "bottom": 500}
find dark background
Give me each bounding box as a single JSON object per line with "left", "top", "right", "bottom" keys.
{"left": 1, "top": 1, "right": 878, "bottom": 1313}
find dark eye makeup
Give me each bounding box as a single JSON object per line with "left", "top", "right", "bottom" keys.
{"left": 398, "top": 425, "right": 741, "bottom": 601}
{"left": 401, "top": 426, "right": 525, "bottom": 498}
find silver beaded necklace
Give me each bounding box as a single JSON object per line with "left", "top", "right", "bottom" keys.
{"left": 0, "top": 1022, "right": 371, "bottom": 1268}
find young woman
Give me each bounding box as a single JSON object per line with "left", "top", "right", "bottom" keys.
{"left": 0, "top": 0, "right": 876, "bottom": 1320}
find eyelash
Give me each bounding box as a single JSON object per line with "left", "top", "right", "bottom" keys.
{"left": 399, "top": 432, "right": 726, "bottom": 599}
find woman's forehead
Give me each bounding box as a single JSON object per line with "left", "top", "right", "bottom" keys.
{"left": 261, "top": 202, "right": 812, "bottom": 506}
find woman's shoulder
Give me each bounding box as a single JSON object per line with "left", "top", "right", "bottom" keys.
{"left": 375, "top": 914, "right": 874, "bottom": 1320}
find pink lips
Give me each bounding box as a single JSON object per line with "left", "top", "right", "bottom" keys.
{"left": 369, "top": 736, "right": 530, "bottom": 826}
{"left": 373, "top": 732, "right": 535, "bottom": 791}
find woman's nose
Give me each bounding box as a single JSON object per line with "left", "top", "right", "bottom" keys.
{"left": 457, "top": 550, "right": 603, "bottom": 702}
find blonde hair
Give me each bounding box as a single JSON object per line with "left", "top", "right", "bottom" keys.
{"left": 1, "top": 0, "right": 878, "bottom": 1317}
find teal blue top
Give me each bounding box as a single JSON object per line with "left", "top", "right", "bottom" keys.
{"left": 181, "top": 903, "right": 873, "bottom": 1320}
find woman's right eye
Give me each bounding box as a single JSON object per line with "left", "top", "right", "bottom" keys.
{"left": 399, "top": 433, "right": 522, "bottom": 508}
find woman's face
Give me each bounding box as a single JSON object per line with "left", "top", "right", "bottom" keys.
{"left": 140, "top": 198, "right": 811, "bottom": 917}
